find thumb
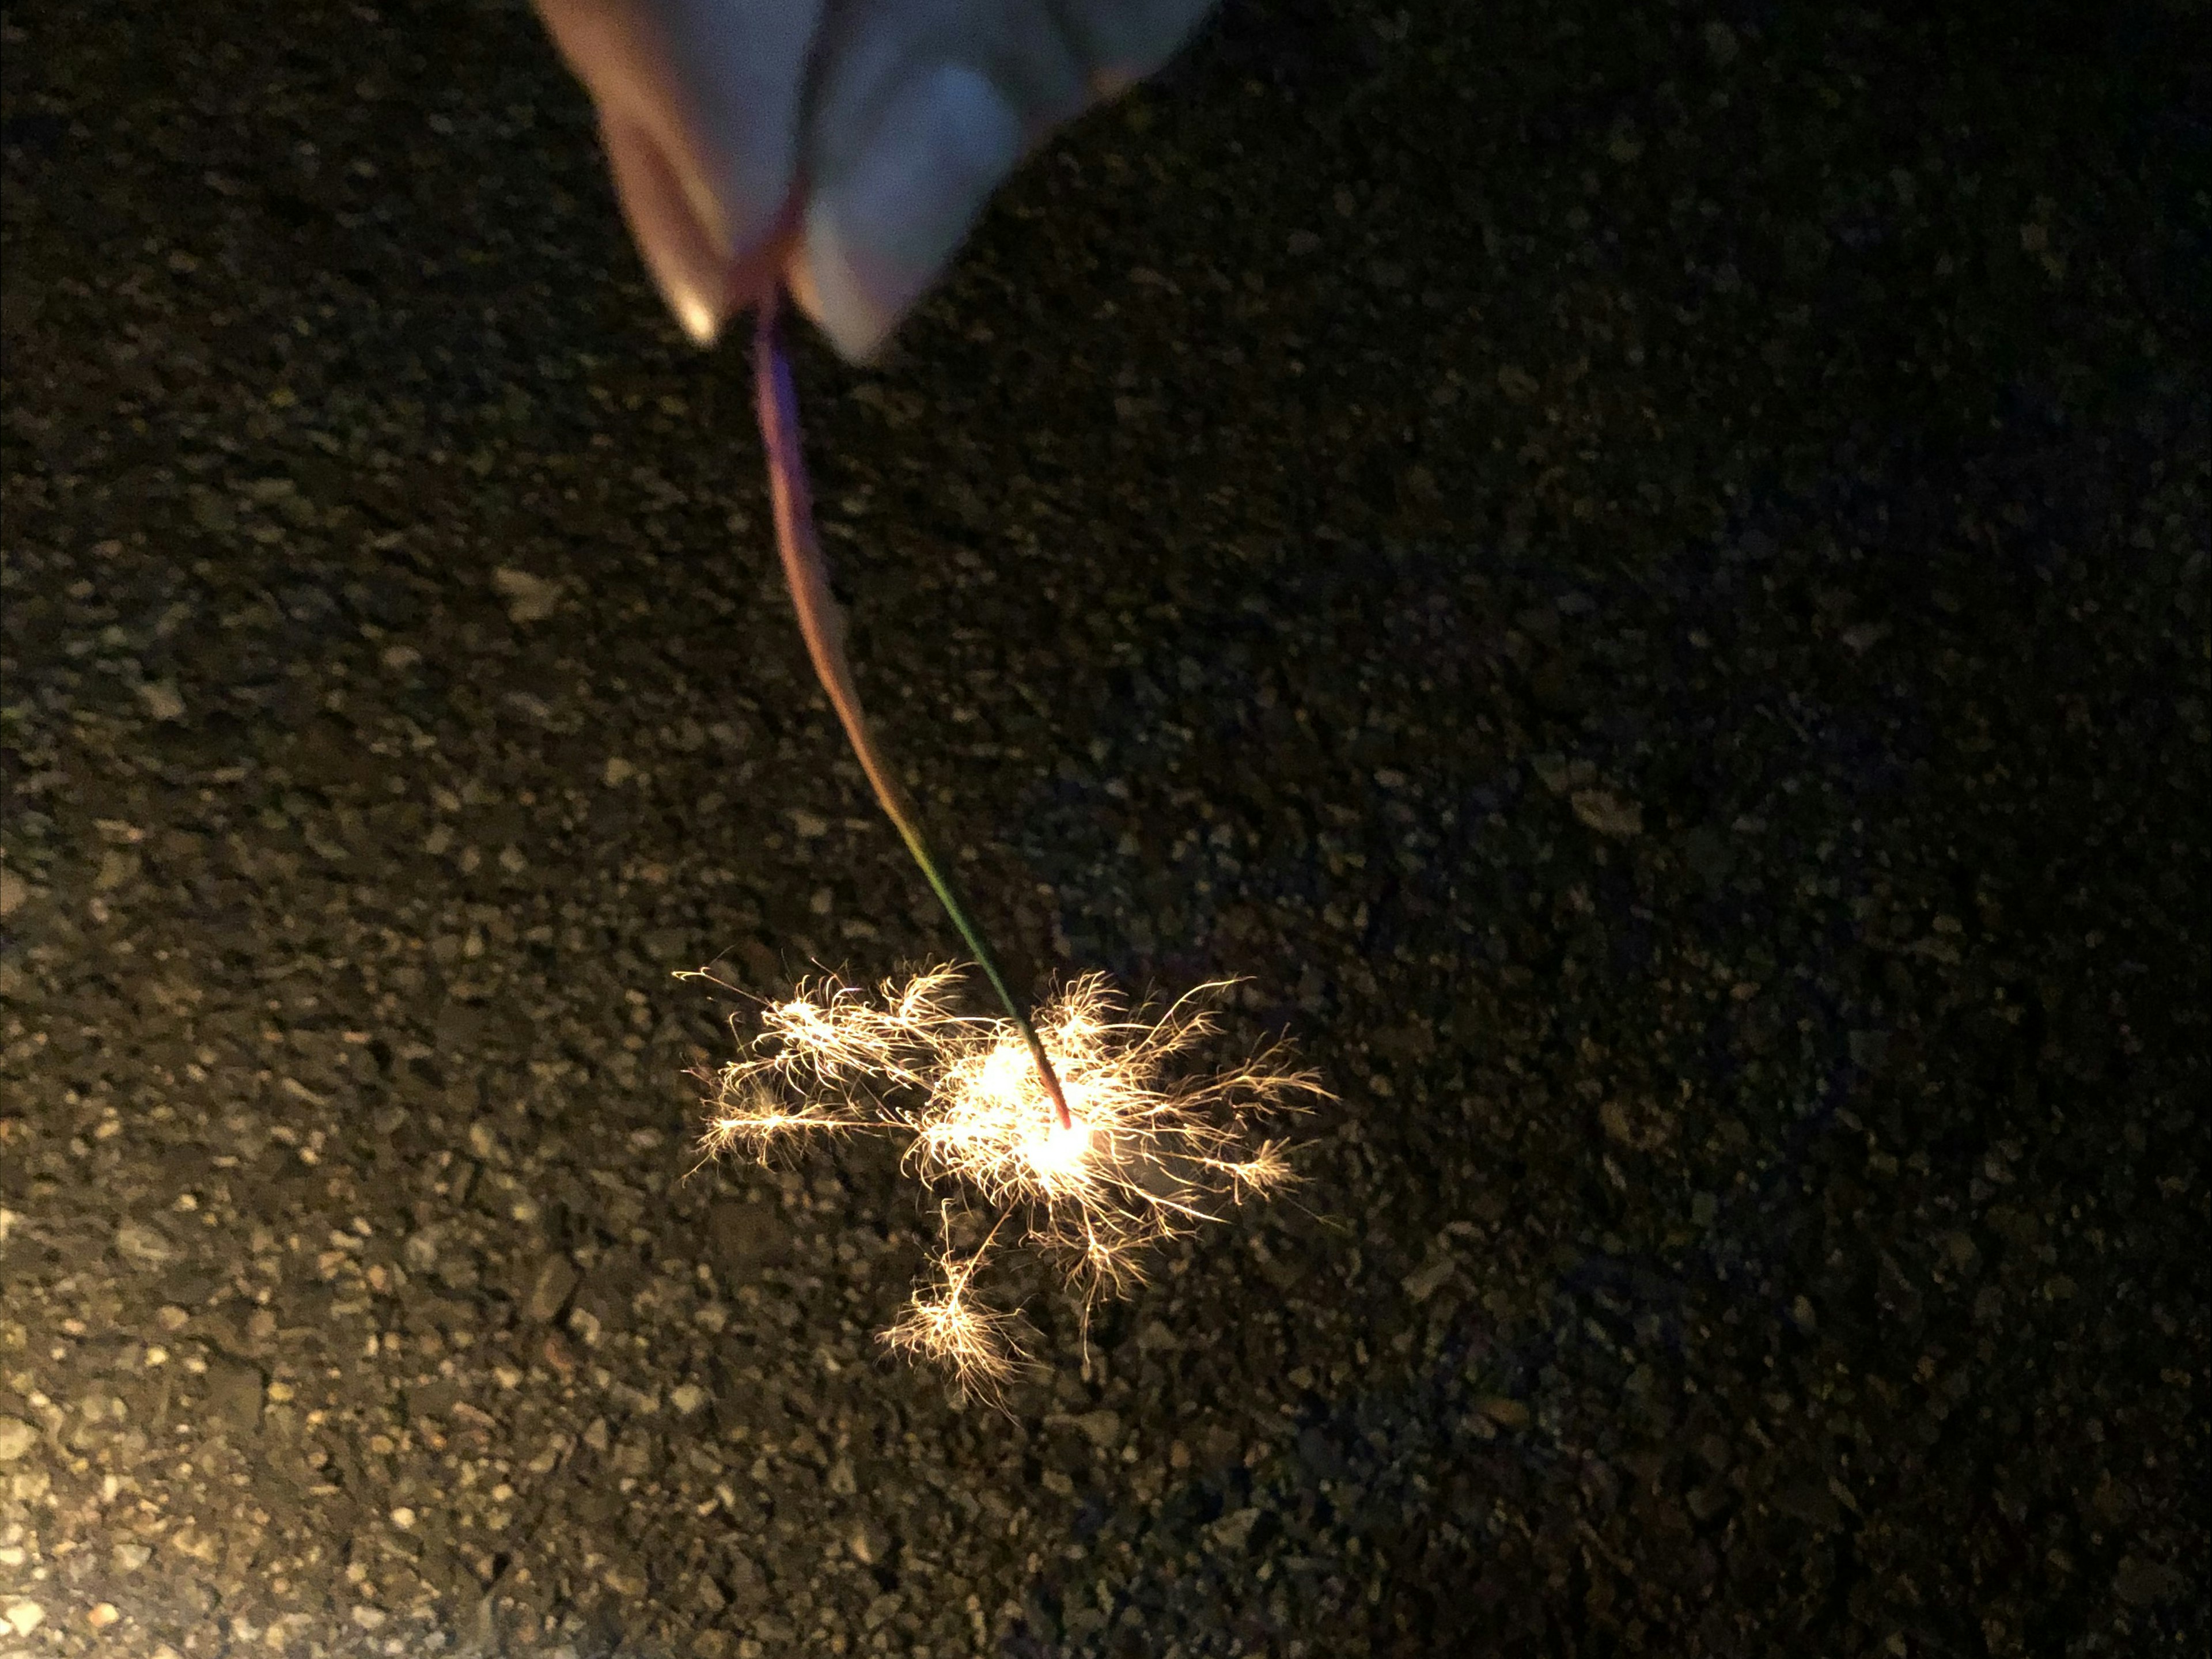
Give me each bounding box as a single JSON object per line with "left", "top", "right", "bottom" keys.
{"left": 792, "top": 59, "right": 1034, "bottom": 363}
{"left": 789, "top": 0, "right": 1214, "bottom": 362}
{"left": 536, "top": 0, "right": 820, "bottom": 343}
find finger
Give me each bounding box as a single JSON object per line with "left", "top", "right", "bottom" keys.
{"left": 798, "top": 51, "right": 1034, "bottom": 363}
{"left": 790, "top": 0, "right": 1215, "bottom": 362}
{"left": 536, "top": 0, "right": 822, "bottom": 342}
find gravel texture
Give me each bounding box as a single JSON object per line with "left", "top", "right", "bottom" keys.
{"left": 2, "top": 1, "right": 2207, "bottom": 1655}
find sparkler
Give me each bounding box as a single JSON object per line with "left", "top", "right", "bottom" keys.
{"left": 752, "top": 294, "right": 1071, "bottom": 1130}
{"left": 695, "top": 967, "right": 1320, "bottom": 1391}
{"left": 722, "top": 287, "right": 1323, "bottom": 1391}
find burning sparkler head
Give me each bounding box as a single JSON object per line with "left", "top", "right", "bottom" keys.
{"left": 1026, "top": 1119, "right": 1095, "bottom": 1180}
{"left": 691, "top": 966, "right": 1324, "bottom": 1392}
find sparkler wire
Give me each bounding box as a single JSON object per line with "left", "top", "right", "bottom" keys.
{"left": 751, "top": 293, "right": 1074, "bottom": 1131}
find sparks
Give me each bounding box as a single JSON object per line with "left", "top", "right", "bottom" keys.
{"left": 690, "top": 966, "right": 1324, "bottom": 1394}
{"left": 877, "top": 1214, "right": 1025, "bottom": 1393}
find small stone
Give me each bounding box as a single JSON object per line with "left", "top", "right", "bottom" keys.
{"left": 0, "top": 1418, "right": 36, "bottom": 1462}
{"left": 87, "top": 1603, "right": 120, "bottom": 1629}
{"left": 403, "top": 1229, "right": 441, "bottom": 1272}
{"left": 1570, "top": 788, "right": 1643, "bottom": 839}
{"left": 113, "top": 1542, "right": 151, "bottom": 1573}
{"left": 201, "top": 1357, "right": 264, "bottom": 1432}
{"left": 491, "top": 567, "right": 561, "bottom": 623}
{"left": 523, "top": 1256, "right": 579, "bottom": 1324}
{"left": 707, "top": 1201, "right": 783, "bottom": 1272}
{"left": 1532, "top": 753, "right": 1594, "bottom": 795}
{"left": 350, "top": 1604, "right": 388, "bottom": 1630}
{"left": 1206, "top": 1508, "right": 1260, "bottom": 1551}
{"left": 114, "top": 1220, "right": 175, "bottom": 1267}
{"left": 1402, "top": 1255, "right": 1456, "bottom": 1303}
{"left": 1477, "top": 1396, "right": 1531, "bottom": 1430}
{"left": 669, "top": 1383, "right": 707, "bottom": 1417}
{"left": 137, "top": 680, "right": 186, "bottom": 721}
{"left": 94, "top": 848, "right": 139, "bottom": 889}
{"left": 4, "top": 1600, "right": 45, "bottom": 1636}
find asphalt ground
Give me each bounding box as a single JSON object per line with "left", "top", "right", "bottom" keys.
{"left": 1, "top": 1, "right": 2206, "bottom": 1656}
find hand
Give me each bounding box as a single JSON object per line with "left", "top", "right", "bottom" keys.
{"left": 533, "top": 0, "right": 1215, "bottom": 360}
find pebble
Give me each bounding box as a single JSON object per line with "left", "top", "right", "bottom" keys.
{"left": 491, "top": 567, "right": 562, "bottom": 623}
{"left": 112, "top": 1221, "right": 175, "bottom": 1268}
{"left": 200, "top": 1358, "right": 264, "bottom": 1433}
{"left": 523, "top": 1255, "right": 579, "bottom": 1324}
{"left": 1476, "top": 1396, "right": 1531, "bottom": 1431}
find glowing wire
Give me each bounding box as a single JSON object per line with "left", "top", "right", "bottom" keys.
{"left": 752, "top": 296, "right": 1072, "bottom": 1130}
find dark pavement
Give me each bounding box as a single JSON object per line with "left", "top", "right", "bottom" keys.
{"left": 1, "top": 1, "right": 2205, "bottom": 1655}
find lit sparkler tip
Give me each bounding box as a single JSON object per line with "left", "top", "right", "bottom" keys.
{"left": 695, "top": 967, "right": 1317, "bottom": 1385}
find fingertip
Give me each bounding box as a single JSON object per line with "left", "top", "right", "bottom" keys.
{"left": 781, "top": 241, "right": 828, "bottom": 342}
{"left": 803, "top": 63, "right": 1025, "bottom": 363}
{"left": 602, "top": 115, "right": 734, "bottom": 346}
{"left": 794, "top": 206, "right": 891, "bottom": 363}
